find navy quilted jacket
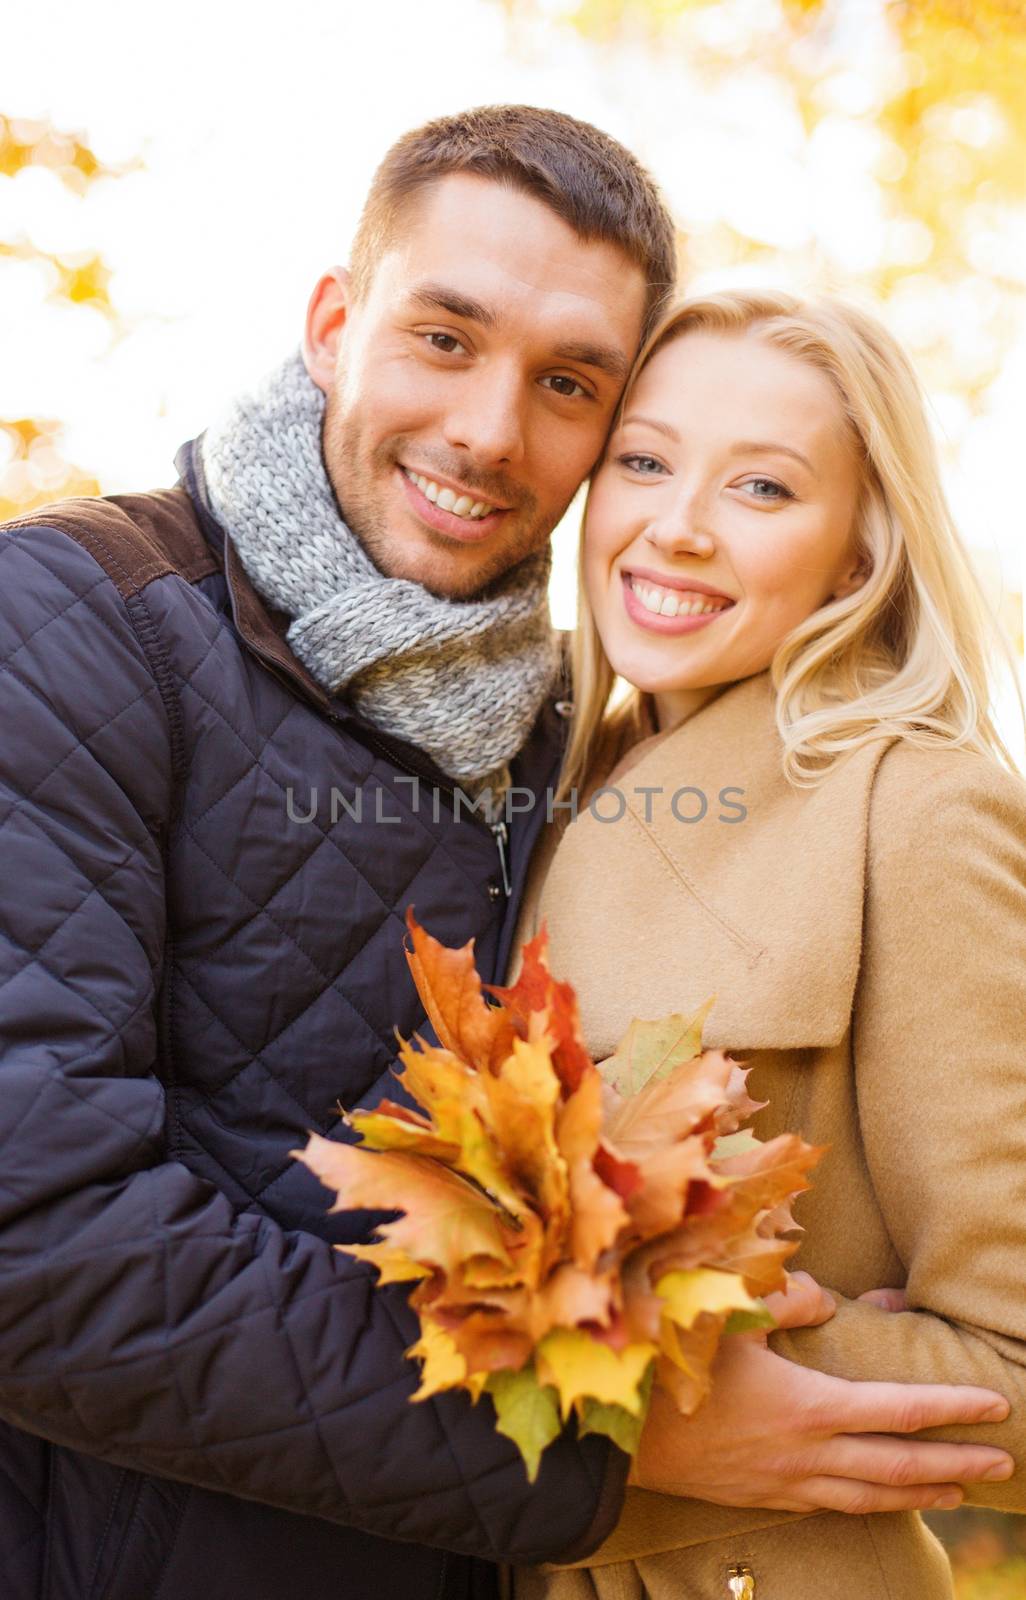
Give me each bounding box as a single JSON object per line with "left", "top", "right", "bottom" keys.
{"left": 0, "top": 442, "right": 626, "bottom": 1600}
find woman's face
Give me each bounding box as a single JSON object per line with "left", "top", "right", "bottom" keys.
{"left": 583, "top": 328, "right": 867, "bottom": 729}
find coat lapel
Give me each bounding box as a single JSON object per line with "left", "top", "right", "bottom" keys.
{"left": 535, "top": 671, "right": 899, "bottom": 1058}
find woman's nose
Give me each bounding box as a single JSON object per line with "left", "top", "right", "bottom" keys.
{"left": 643, "top": 488, "right": 716, "bottom": 560}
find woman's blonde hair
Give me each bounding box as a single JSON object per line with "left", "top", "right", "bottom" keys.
{"left": 558, "top": 289, "right": 1025, "bottom": 800}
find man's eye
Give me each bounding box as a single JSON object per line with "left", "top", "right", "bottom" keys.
{"left": 617, "top": 453, "right": 667, "bottom": 476}
{"left": 541, "top": 374, "right": 588, "bottom": 399}
{"left": 424, "top": 332, "right": 467, "bottom": 355}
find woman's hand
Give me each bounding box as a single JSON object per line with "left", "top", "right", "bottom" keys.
{"left": 630, "top": 1271, "right": 1013, "bottom": 1513}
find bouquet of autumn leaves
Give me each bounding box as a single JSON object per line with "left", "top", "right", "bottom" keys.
{"left": 294, "top": 911, "right": 824, "bottom": 1480}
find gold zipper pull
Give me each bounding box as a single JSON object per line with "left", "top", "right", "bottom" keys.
{"left": 727, "top": 1566, "right": 755, "bottom": 1599}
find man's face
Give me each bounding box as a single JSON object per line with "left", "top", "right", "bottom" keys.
{"left": 304, "top": 175, "right": 649, "bottom": 598}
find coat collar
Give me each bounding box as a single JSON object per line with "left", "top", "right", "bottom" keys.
{"left": 536, "top": 671, "right": 899, "bottom": 1055}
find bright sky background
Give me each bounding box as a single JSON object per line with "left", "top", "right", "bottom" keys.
{"left": 3, "top": 0, "right": 1024, "bottom": 761}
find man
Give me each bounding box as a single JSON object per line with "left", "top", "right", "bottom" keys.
{"left": 0, "top": 106, "right": 1011, "bottom": 1600}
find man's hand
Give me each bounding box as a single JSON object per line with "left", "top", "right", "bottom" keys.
{"left": 630, "top": 1272, "right": 1013, "bottom": 1514}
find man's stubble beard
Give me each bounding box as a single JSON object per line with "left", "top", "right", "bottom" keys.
{"left": 321, "top": 389, "right": 566, "bottom": 601}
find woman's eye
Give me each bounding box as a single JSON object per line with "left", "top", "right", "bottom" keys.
{"left": 541, "top": 374, "right": 588, "bottom": 399}
{"left": 740, "top": 476, "right": 793, "bottom": 501}
{"left": 618, "top": 453, "right": 667, "bottom": 476}
{"left": 424, "top": 332, "right": 467, "bottom": 355}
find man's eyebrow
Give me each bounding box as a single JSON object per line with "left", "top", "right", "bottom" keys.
{"left": 553, "top": 341, "right": 629, "bottom": 384}
{"left": 406, "top": 285, "right": 629, "bottom": 383}
{"left": 407, "top": 284, "right": 499, "bottom": 328}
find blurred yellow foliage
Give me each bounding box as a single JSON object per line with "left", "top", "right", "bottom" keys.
{"left": 500, "top": 0, "right": 1026, "bottom": 407}
{"left": 0, "top": 420, "right": 100, "bottom": 523}
{"left": 0, "top": 115, "right": 132, "bottom": 194}
{"left": 0, "top": 117, "right": 129, "bottom": 516}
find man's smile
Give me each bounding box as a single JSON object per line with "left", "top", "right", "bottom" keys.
{"left": 397, "top": 464, "right": 510, "bottom": 543}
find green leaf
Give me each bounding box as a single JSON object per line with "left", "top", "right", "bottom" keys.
{"left": 723, "top": 1304, "right": 777, "bottom": 1335}
{"left": 485, "top": 1366, "right": 562, "bottom": 1482}
{"left": 712, "top": 1129, "right": 762, "bottom": 1160}
{"left": 577, "top": 1364, "right": 655, "bottom": 1458}
{"left": 600, "top": 1002, "right": 714, "bottom": 1097}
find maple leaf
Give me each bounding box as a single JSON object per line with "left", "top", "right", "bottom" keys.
{"left": 485, "top": 1366, "right": 562, "bottom": 1482}
{"left": 656, "top": 1315, "right": 723, "bottom": 1414}
{"left": 605, "top": 1047, "right": 742, "bottom": 1156}
{"left": 299, "top": 913, "right": 825, "bottom": 1480}
{"left": 407, "top": 1319, "right": 472, "bottom": 1401}
{"left": 295, "top": 1133, "right": 514, "bottom": 1280}
{"left": 600, "top": 1002, "right": 714, "bottom": 1098}
{"left": 347, "top": 1105, "right": 459, "bottom": 1161}
{"left": 656, "top": 1267, "right": 765, "bottom": 1331}
{"left": 556, "top": 1071, "right": 630, "bottom": 1270}
{"left": 536, "top": 1327, "right": 657, "bottom": 1420}
{"left": 489, "top": 927, "right": 593, "bottom": 1093}
{"left": 404, "top": 906, "right": 517, "bottom": 1073}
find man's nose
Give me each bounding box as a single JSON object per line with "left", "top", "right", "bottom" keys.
{"left": 644, "top": 485, "right": 717, "bottom": 560}
{"left": 442, "top": 365, "right": 527, "bottom": 468}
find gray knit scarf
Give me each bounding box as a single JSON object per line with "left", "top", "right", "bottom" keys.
{"left": 200, "top": 351, "right": 559, "bottom": 801}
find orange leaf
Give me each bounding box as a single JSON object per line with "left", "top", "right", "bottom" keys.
{"left": 405, "top": 907, "right": 517, "bottom": 1073}
{"left": 605, "top": 1049, "right": 741, "bottom": 1157}
{"left": 488, "top": 926, "right": 593, "bottom": 1093}
{"left": 294, "top": 1132, "right": 513, "bottom": 1280}
{"left": 557, "top": 1071, "right": 629, "bottom": 1270}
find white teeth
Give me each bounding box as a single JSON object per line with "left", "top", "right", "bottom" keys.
{"left": 404, "top": 468, "right": 495, "bottom": 520}
{"left": 629, "top": 576, "right": 731, "bottom": 618}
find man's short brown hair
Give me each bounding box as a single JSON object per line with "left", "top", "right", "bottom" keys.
{"left": 349, "top": 104, "right": 677, "bottom": 333}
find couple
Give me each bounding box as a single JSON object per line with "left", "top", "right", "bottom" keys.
{"left": 0, "top": 104, "right": 1024, "bottom": 1600}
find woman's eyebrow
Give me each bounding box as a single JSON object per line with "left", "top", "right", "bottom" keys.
{"left": 731, "top": 440, "right": 817, "bottom": 475}
{"left": 620, "top": 414, "right": 680, "bottom": 440}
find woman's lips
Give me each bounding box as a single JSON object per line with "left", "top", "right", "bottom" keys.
{"left": 620, "top": 572, "right": 736, "bottom": 635}
{"left": 398, "top": 467, "right": 508, "bottom": 544}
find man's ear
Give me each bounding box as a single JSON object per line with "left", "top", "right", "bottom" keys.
{"left": 302, "top": 267, "right": 352, "bottom": 394}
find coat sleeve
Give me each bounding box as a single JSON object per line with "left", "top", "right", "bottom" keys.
{"left": 0, "top": 520, "right": 627, "bottom": 1563}
{"left": 771, "top": 742, "right": 1026, "bottom": 1509}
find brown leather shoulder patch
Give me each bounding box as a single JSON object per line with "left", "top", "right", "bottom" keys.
{"left": 3, "top": 487, "right": 221, "bottom": 599}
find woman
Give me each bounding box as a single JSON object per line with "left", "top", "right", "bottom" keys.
{"left": 508, "top": 291, "right": 1026, "bottom": 1598}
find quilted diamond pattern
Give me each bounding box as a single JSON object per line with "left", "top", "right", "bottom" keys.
{"left": 0, "top": 504, "right": 621, "bottom": 1600}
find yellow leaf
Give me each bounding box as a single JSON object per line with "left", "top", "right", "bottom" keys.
{"left": 341, "top": 1243, "right": 431, "bottom": 1284}
{"left": 536, "top": 1327, "right": 657, "bottom": 1419}
{"left": 348, "top": 1107, "right": 459, "bottom": 1161}
{"left": 656, "top": 1268, "right": 763, "bottom": 1331}
{"left": 600, "top": 1003, "right": 713, "bottom": 1098}
{"left": 408, "top": 1320, "right": 468, "bottom": 1400}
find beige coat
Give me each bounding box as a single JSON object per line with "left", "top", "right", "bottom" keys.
{"left": 506, "top": 668, "right": 1026, "bottom": 1600}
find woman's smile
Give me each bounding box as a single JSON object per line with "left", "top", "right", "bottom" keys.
{"left": 620, "top": 570, "right": 737, "bottom": 635}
